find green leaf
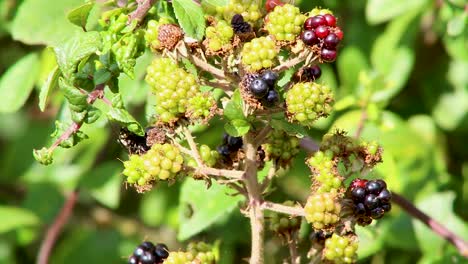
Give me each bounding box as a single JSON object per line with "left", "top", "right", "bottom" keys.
{"left": 224, "top": 119, "right": 251, "bottom": 137}
{"left": 202, "top": 0, "right": 228, "bottom": 7}
{"left": 178, "top": 178, "right": 244, "bottom": 240}
{"left": 413, "top": 192, "right": 468, "bottom": 256}
{"left": 270, "top": 118, "right": 308, "bottom": 138}
{"left": 172, "top": 0, "right": 206, "bottom": 40}
{"left": 0, "top": 206, "right": 40, "bottom": 233}
{"left": 54, "top": 31, "right": 101, "bottom": 79}
{"left": 432, "top": 89, "right": 468, "bottom": 131}
{"left": 84, "top": 106, "right": 102, "bottom": 124}
{"left": 106, "top": 108, "right": 144, "bottom": 136}
{"left": 11, "top": 0, "right": 84, "bottom": 45}
{"left": 365, "top": 0, "right": 428, "bottom": 25}
{"left": 39, "top": 66, "right": 60, "bottom": 112}
{"left": 223, "top": 90, "right": 245, "bottom": 121}
{"left": 67, "top": 2, "right": 94, "bottom": 30}
{"left": 0, "top": 53, "right": 40, "bottom": 113}
{"left": 79, "top": 162, "right": 121, "bottom": 209}
{"left": 337, "top": 46, "right": 369, "bottom": 94}
{"left": 355, "top": 225, "right": 384, "bottom": 259}
{"left": 59, "top": 78, "right": 88, "bottom": 112}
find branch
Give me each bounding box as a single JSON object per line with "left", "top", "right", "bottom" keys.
{"left": 50, "top": 122, "right": 82, "bottom": 151}
{"left": 37, "top": 189, "right": 79, "bottom": 264}
{"left": 260, "top": 201, "right": 306, "bottom": 217}
{"left": 392, "top": 192, "right": 468, "bottom": 257}
{"left": 177, "top": 43, "right": 227, "bottom": 80}
{"left": 127, "top": 0, "right": 156, "bottom": 23}
{"left": 287, "top": 233, "right": 300, "bottom": 264}
{"left": 299, "top": 137, "right": 320, "bottom": 154}
{"left": 273, "top": 50, "right": 310, "bottom": 72}
{"left": 198, "top": 167, "right": 245, "bottom": 180}
{"left": 182, "top": 127, "right": 204, "bottom": 167}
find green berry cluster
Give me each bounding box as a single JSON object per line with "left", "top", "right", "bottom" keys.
{"left": 320, "top": 132, "right": 358, "bottom": 157}
{"left": 186, "top": 145, "right": 220, "bottom": 169}
{"left": 309, "top": 8, "right": 334, "bottom": 17}
{"left": 163, "top": 242, "right": 217, "bottom": 264}
{"left": 307, "top": 150, "right": 342, "bottom": 193}
{"left": 215, "top": 0, "right": 262, "bottom": 23}
{"left": 323, "top": 234, "right": 358, "bottom": 264}
{"left": 123, "top": 143, "right": 184, "bottom": 189}
{"left": 145, "top": 17, "right": 172, "bottom": 51}
{"left": 145, "top": 58, "right": 200, "bottom": 123}
{"left": 304, "top": 192, "right": 341, "bottom": 230}
{"left": 205, "top": 20, "right": 234, "bottom": 52}
{"left": 265, "top": 4, "right": 306, "bottom": 41}
{"left": 268, "top": 201, "right": 301, "bottom": 234}
{"left": 285, "top": 82, "right": 334, "bottom": 126}
{"left": 241, "top": 36, "right": 278, "bottom": 71}
{"left": 261, "top": 129, "right": 299, "bottom": 166}
{"left": 186, "top": 93, "right": 217, "bottom": 122}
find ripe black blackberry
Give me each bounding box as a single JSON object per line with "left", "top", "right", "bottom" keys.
{"left": 247, "top": 70, "right": 280, "bottom": 107}
{"left": 231, "top": 14, "right": 252, "bottom": 34}
{"left": 128, "top": 241, "right": 169, "bottom": 264}
{"left": 217, "top": 133, "right": 243, "bottom": 157}
{"left": 346, "top": 178, "right": 392, "bottom": 225}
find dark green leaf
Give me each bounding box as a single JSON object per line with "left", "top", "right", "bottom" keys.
{"left": 67, "top": 2, "right": 94, "bottom": 30}
{"left": 106, "top": 108, "right": 144, "bottom": 136}
{"left": 0, "top": 53, "right": 40, "bottom": 113}
{"left": 270, "top": 118, "right": 308, "bottom": 138}
{"left": 39, "top": 66, "right": 61, "bottom": 112}
{"left": 224, "top": 119, "right": 250, "bottom": 137}
{"left": 84, "top": 106, "right": 102, "bottom": 124}
{"left": 59, "top": 78, "right": 88, "bottom": 112}
{"left": 178, "top": 178, "right": 244, "bottom": 240}
{"left": 223, "top": 90, "right": 245, "bottom": 121}
{"left": 172, "top": 0, "right": 206, "bottom": 40}
{"left": 0, "top": 206, "right": 40, "bottom": 233}
{"left": 93, "top": 68, "right": 112, "bottom": 85}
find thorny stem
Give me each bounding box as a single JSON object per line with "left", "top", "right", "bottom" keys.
{"left": 37, "top": 189, "right": 79, "bottom": 264}
{"left": 392, "top": 193, "right": 468, "bottom": 257}
{"left": 273, "top": 50, "right": 310, "bottom": 72}
{"left": 127, "top": 0, "right": 156, "bottom": 23}
{"left": 261, "top": 201, "right": 306, "bottom": 217}
{"left": 50, "top": 122, "right": 82, "bottom": 151}
{"left": 182, "top": 127, "right": 204, "bottom": 167}
{"left": 287, "top": 233, "right": 300, "bottom": 264}
{"left": 243, "top": 133, "right": 264, "bottom": 264}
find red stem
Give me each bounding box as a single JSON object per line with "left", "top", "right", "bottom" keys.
{"left": 37, "top": 190, "right": 79, "bottom": 264}
{"left": 392, "top": 192, "right": 468, "bottom": 257}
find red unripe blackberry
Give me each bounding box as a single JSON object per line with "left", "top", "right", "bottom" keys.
{"left": 321, "top": 48, "right": 337, "bottom": 62}
{"left": 350, "top": 178, "right": 368, "bottom": 189}
{"left": 323, "top": 14, "right": 337, "bottom": 27}
{"left": 324, "top": 33, "right": 340, "bottom": 48}
{"left": 315, "top": 25, "right": 329, "bottom": 38}
{"left": 250, "top": 79, "right": 269, "bottom": 98}
{"left": 265, "top": 0, "right": 284, "bottom": 13}
{"left": 304, "top": 16, "right": 326, "bottom": 30}
{"left": 301, "top": 30, "right": 318, "bottom": 46}
{"left": 335, "top": 28, "right": 344, "bottom": 40}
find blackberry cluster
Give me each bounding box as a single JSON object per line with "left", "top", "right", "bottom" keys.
{"left": 145, "top": 17, "right": 172, "bottom": 51}
{"left": 217, "top": 134, "right": 243, "bottom": 157}
{"left": 265, "top": 4, "right": 306, "bottom": 41}
{"left": 186, "top": 93, "right": 217, "bottom": 122}
{"left": 248, "top": 70, "right": 280, "bottom": 107}
{"left": 123, "top": 143, "right": 184, "bottom": 189}
{"left": 285, "top": 82, "right": 334, "bottom": 126}
{"left": 304, "top": 192, "right": 341, "bottom": 230}
{"left": 268, "top": 201, "right": 301, "bottom": 234}
{"left": 261, "top": 129, "right": 299, "bottom": 166}
{"left": 301, "top": 12, "right": 343, "bottom": 62}
{"left": 215, "top": 0, "right": 262, "bottom": 23}
{"left": 231, "top": 14, "right": 252, "bottom": 34}
{"left": 323, "top": 234, "right": 358, "bottom": 264}
{"left": 205, "top": 20, "right": 234, "bottom": 52}
{"left": 186, "top": 144, "right": 219, "bottom": 169}
{"left": 241, "top": 36, "right": 278, "bottom": 71}
{"left": 163, "top": 242, "right": 217, "bottom": 264}
{"left": 307, "top": 150, "right": 342, "bottom": 193}
{"left": 128, "top": 241, "right": 169, "bottom": 264}
{"left": 145, "top": 58, "right": 200, "bottom": 123}
{"left": 346, "top": 178, "right": 392, "bottom": 225}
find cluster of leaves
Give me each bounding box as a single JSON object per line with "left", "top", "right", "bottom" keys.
{"left": 0, "top": 0, "right": 466, "bottom": 263}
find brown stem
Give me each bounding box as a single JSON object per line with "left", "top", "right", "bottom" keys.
{"left": 261, "top": 201, "right": 306, "bottom": 217}
{"left": 273, "top": 50, "right": 310, "bottom": 72}
{"left": 127, "top": 0, "right": 156, "bottom": 23}
{"left": 392, "top": 192, "right": 468, "bottom": 257}
{"left": 243, "top": 134, "right": 264, "bottom": 264}
{"left": 37, "top": 189, "right": 79, "bottom": 264}
{"left": 198, "top": 167, "right": 245, "bottom": 180}
{"left": 50, "top": 122, "right": 82, "bottom": 151}
{"left": 287, "top": 233, "right": 300, "bottom": 264}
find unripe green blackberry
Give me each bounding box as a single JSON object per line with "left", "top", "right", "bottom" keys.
{"left": 145, "top": 17, "right": 172, "bottom": 51}
{"left": 320, "top": 132, "right": 358, "bottom": 157}
{"left": 241, "top": 37, "right": 278, "bottom": 71}
{"left": 205, "top": 20, "right": 234, "bottom": 52}
{"left": 216, "top": 0, "right": 262, "bottom": 23}
{"left": 146, "top": 58, "right": 200, "bottom": 123}
{"left": 265, "top": 4, "right": 306, "bottom": 41}
{"left": 143, "top": 143, "right": 184, "bottom": 180}
{"left": 123, "top": 154, "right": 151, "bottom": 186}
{"left": 163, "top": 251, "right": 195, "bottom": 264}
{"left": 261, "top": 129, "right": 299, "bottom": 166}
{"left": 186, "top": 93, "right": 217, "bottom": 122}
{"left": 304, "top": 192, "right": 341, "bottom": 229}
{"left": 308, "top": 8, "right": 333, "bottom": 17}
{"left": 285, "top": 82, "right": 334, "bottom": 126}
{"left": 268, "top": 201, "right": 301, "bottom": 234}
{"left": 323, "top": 234, "right": 358, "bottom": 264}
{"left": 307, "top": 150, "right": 342, "bottom": 193}
{"left": 199, "top": 145, "right": 220, "bottom": 167}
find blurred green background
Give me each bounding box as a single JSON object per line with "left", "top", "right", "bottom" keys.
{"left": 0, "top": 0, "right": 467, "bottom": 263}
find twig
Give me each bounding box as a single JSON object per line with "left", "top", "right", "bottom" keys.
{"left": 50, "top": 122, "right": 82, "bottom": 151}
{"left": 243, "top": 134, "right": 265, "bottom": 264}
{"left": 254, "top": 124, "right": 272, "bottom": 147}
{"left": 287, "top": 233, "right": 300, "bottom": 264}
{"left": 260, "top": 201, "right": 306, "bottom": 217}
{"left": 260, "top": 162, "right": 277, "bottom": 191}
{"left": 127, "top": 0, "right": 156, "bottom": 23}
{"left": 392, "top": 192, "right": 468, "bottom": 257}
{"left": 37, "top": 189, "right": 79, "bottom": 264}
{"left": 177, "top": 43, "right": 227, "bottom": 80}
{"left": 273, "top": 50, "right": 310, "bottom": 72}
{"left": 182, "top": 127, "right": 204, "bottom": 167}
{"left": 198, "top": 167, "right": 245, "bottom": 180}
{"left": 299, "top": 137, "right": 320, "bottom": 154}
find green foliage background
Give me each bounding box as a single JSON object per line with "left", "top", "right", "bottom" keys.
{"left": 0, "top": 0, "right": 466, "bottom": 263}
